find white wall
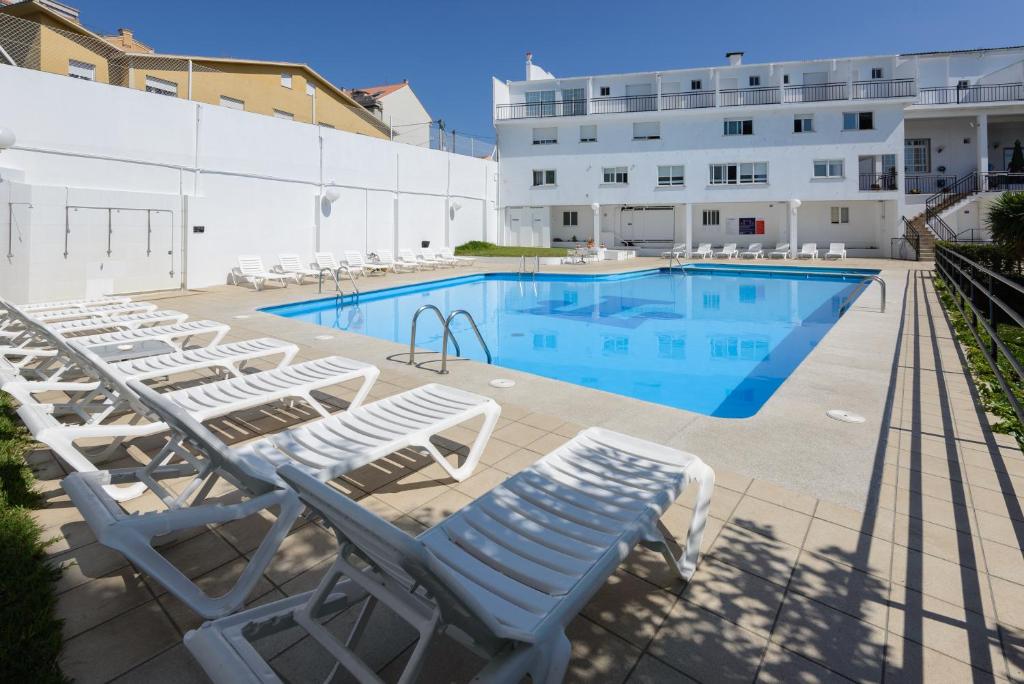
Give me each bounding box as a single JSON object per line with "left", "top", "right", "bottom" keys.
{"left": 0, "top": 65, "right": 497, "bottom": 302}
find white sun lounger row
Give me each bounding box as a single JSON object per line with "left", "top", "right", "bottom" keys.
{"left": 660, "top": 242, "right": 848, "bottom": 261}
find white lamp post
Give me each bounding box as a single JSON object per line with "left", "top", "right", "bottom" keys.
{"left": 789, "top": 199, "right": 801, "bottom": 258}
{"left": 591, "top": 202, "right": 600, "bottom": 247}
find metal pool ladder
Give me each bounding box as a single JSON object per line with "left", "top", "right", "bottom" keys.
{"left": 318, "top": 265, "right": 360, "bottom": 297}
{"left": 839, "top": 275, "right": 886, "bottom": 314}
{"left": 408, "top": 305, "right": 492, "bottom": 374}
{"left": 518, "top": 255, "right": 541, "bottom": 278}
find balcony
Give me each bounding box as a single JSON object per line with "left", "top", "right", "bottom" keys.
{"left": 853, "top": 78, "right": 916, "bottom": 99}
{"left": 719, "top": 86, "right": 780, "bottom": 107}
{"left": 783, "top": 82, "right": 848, "bottom": 103}
{"left": 860, "top": 172, "right": 899, "bottom": 192}
{"left": 905, "top": 174, "right": 956, "bottom": 194}
{"left": 660, "top": 91, "right": 716, "bottom": 110}
{"left": 589, "top": 94, "right": 657, "bottom": 115}
{"left": 495, "top": 99, "right": 587, "bottom": 120}
{"left": 916, "top": 82, "right": 1024, "bottom": 105}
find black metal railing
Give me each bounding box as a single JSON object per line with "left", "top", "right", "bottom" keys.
{"left": 719, "top": 86, "right": 781, "bottom": 107}
{"left": 925, "top": 172, "right": 978, "bottom": 223}
{"left": 782, "top": 82, "right": 847, "bottom": 103}
{"left": 660, "top": 91, "right": 716, "bottom": 110}
{"left": 983, "top": 171, "right": 1024, "bottom": 192}
{"left": 859, "top": 172, "right": 899, "bottom": 191}
{"left": 590, "top": 94, "right": 658, "bottom": 114}
{"left": 928, "top": 214, "right": 958, "bottom": 241}
{"left": 916, "top": 82, "right": 1024, "bottom": 105}
{"left": 494, "top": 99, "right": 588, "bottom": 120}
{"left": 852, "top": 78, "right": 916, "bottom": 99}
{"left": 934, "top": 244, "right": 1024, "bottom": 427}
{"left": 905, "top": 174, "right": 957, "bottom": 195}
{"left": 892, "top": 217, "right": 921, "bottom": 261}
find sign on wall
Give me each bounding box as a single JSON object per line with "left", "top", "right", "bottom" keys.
{"left": 734, "top": 217, "right": 766, "bottom": 235}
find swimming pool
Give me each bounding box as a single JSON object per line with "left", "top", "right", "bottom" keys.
{"left": 263, "top": 265, "right": 878, "bottom": 418}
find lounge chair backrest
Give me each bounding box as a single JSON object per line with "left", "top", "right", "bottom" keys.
{"left": 438, "top": 247, "right": 454, "bottom": 257}
{"left": 723, "top": 243, "right": 737, "bottom": 250}
{"left": 237, "top": 256, "right": 267, "bottom": 276}
{"left": 775, "top": 243, "right": 789, "bottom": 250}
{"left": 801, "top": 243, "right": 817, "bottom": 253}
{"left": 830, "top": 243, "right": 845, "bottom": 251}
{"left": 399, "top": 249, "right": 418, "bottom": 262}
{"left": 276, "top": 463, "right": 505, "bottom": 643}
{"left": 315, "top": 252, "right": 340, "bottom": 270}
{"left": 377, "top": 249, "right": 396, "bottom": 263}
{"left": 343, "top": 251, "right": 365, "bottom": 267}
{"left": 747, "top": 243, "right": 762, "bottom": 251}
{"left": 278, "top": 254, "right": 304, "bottom": 272}
{"left": 697, "top": 243, "right": 712, "bottom": 250}
{"left": 420, "top": 248, "right": 437, "bottom": 260}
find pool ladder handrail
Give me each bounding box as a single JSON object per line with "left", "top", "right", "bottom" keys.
{"left": 440, "top": 310, "right": 492, "bottom": 374}
{"left": 518, "top": 255, "right": 541, "bottom": 278}
{"left": 839, "top": 275, "right": 886, "bottom": 314}
{"left": 409, "top": 305, "right": 460, "bottom": 366}
{"left": 318, "top": 264, "right": 360, "bottom": 297}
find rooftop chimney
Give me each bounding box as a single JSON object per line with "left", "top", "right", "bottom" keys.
{"left": 526, "top": 51, "right": 533, "bottom": 80}
{"left": 726, "top": 51, "right": 744, "bottom": 66}
{"left": 118, "top": 28, "right": 133, "bottom": 40}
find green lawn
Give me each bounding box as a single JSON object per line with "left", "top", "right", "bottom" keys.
{"left": 453, "top": 241, "right": 570, "bottom": 257}
{"left": 0, "top": 393, "right": 66, "bottom": 682}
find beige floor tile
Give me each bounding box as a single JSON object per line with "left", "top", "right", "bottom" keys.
{"left": 814, "top": 499, "right": 895, "bottom": 542}
{"left": 801, "top": 517, "right": 894, "bottom": 580}
{"left": 678, "top": 481, "right": 743, "bottom": 521}
{"left": 580, "top": 570, "right": 679, "bottom": 648}
{"left": 883, "top": 632, "right": 1001, "bottom": 683}
{"left": 57, "top": 571, "right": 154, "bottom": 639}
{"left": 681, "top": 558, "right": 786, "bottom": 638}
{"left": 491, "top": 422, "right": 547, "bottom": 447}
{"left": 408, "top": 488, "right": 474, "bottom": 528}
{"left": 256, "top": 523, "right": 339, "bottom": 586}
{"left": 564, "top": 616, "right": 643, "bottom": 684}
{"left": 789, "top": 550, "right": 890, "bottom": 629}
{"left": 889, "top": 545, "right": 992, "bottom": 614}
{"left": 492, "top": 447, "right": 544, "bottom": 475}
{"left": 524, "top": 431, "right": 569, "bottom": 455}
{"left": 451, "top": 466, "right": 508, "bottom": 499}
{"left": 756, "top": 642, "right": 851, "bottom": 683}
{"left": 979, "top": 536, "right": 1024, "bottom": 585}
{"left": 624, "top": 654, "right": 697, "bottom": 683}
{"left": 518, "top": 412, "right": 568, "bottom": 432}
{"left": 729, "top": 496, "right": 813, "bottom": 548}
{"left": 708, "top": 523, "right": 801, "bottom": 586}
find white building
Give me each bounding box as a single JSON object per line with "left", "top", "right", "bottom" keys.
{"left": 492, "top": 48, "right": 1024, "bottom": 258}
{"left": 348, "top": 80, "right": 433, "bottom": 148}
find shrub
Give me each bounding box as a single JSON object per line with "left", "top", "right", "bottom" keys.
{"left": 987, "top": 191, "right": 1024, "bottom": 261}
{"left": 936, "top": 240, "right": 1020, "bottom": 275}
{"left": 456, "top": 241, "right": 497, "bottom": 251}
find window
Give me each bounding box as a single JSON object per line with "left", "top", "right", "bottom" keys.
{"left": 625, "top": 83, "right": 652, "bottom": 96}
{"left": 579, "top": 125, "right": 597, "bottom": 142}
{"left": 724, "top": 119, "right": 753, "bottom": 136}
{"left": 145, "top": 76, "right": 177, "bottom": 96}
{"left": 526, "top": 90, "right": 555, "bottom": 116}
{"left": 957, "top": 79, "right": 970, "bottom": 88}
{"left": 871, "top": 68, "right": 884, "bottom": 80}
{"left": 905, "top": 138, "right": 931, "bottom": 173}
{"left": 843, "top": 111, "right": 874, "bottom": 130}
{"left": 709, "top": 162, "right": 768, "bottom": 185}
{"left": 813, "top": 159, "right": 844, "bottom": 178}
{"left": 690, "top": 79, "right": 703, "bottom": 90}
{"left": 306, "top": 83, "right": 315, "bottom": 96}
{"left": 532, "top": 170, "right": 556, "bottom": 186}
{"left": 702, "top": 209, "right": 720, "bottom": 226}
{"left": 599, "top": 86, "right": 611, "bottom": 96}
{"left": 532, "top": 127, "right": 557, "bottom": 145}
{"left": 657, "top": 165, "right": 685, "bottom": 186}
{"left": 633, "top": 122, "right": 660, "bottom": 140}
{"left": 280, "top": 73, "right": 292, "bottom": 88}
{"left": 68, "top": 59, "right": 95, "bottom": 81}
{"left": 793, "top": 115, "right": 814, "bottom": 133}
{"left": 219, "top": 95, "right": 245, "bottom": 110}
{"left": 562, "top": 87, "right": 585, "bottom": 115}
{"left": 783, "top": 74, "right": 790, "bottom": 84}
{"left": 749, "top": 76, "right": 761, "bottom": 87}
{"left": 602, "top": 167, "right": 628, "bottom": 184}
{"left": 563, "top": 211, "right": 578, "bottom": 226}
{"left": 830, "top": 207, "right": 850, "bottom": 224}
{"left": 273, "top": 109, "right": 294, "bottom": 120}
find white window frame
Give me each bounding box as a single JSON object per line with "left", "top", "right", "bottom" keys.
{"left": 632, "top": 122, "right": 660, "bottom": 140}
{"left": 749, "top": 75, "right": 761, "bottom": 87}
{"left": 724, "top": 119, "right": 753, "bottom": 136}
{"left": 602, "top": 167, "right": 628, "bottom": 184}
{"left": 793, "top": 115, "right": 814, "bottom": 133}
{"left": 905, "top": 138, "right": 931, "bottom": 173}
{"left": 281, "top": 73, "right": 292, "bottom": 89}
{"left": 657, "top": 165, "right": 685, "bottom": 186}
{"left": 599, "top": 86, "right": 611, "bottom": 96}
{"left": 68, "top": 59, "right": 95, "bottom": 81}
{"left": 219, "top": 95, "right": 245, "bottom": 110}
{"left": 273, "top": 109, "right": 294, "bottom": 120}
{"left": 532, "top": 169, "right": 556, "bottom": 187}
{"left": 702, "top": 209, "right": 720, "bottom": 226}
{"left": 690, "top": 79, "right": 703, "bottom": 90}
{"left": 830, "top": 207, "right": 850, "bottom": 224}
{"left": 562, "top": 211, "right": 578, "bottom": 226}
{"left": 579, "top": 125, "right": 597, "bottom": 143}
{"left": 144, "top": 76, "right": 177, "bottom": 96}
{"left": 709, "top": 162, "right": 768, "bottom": 185}
{"left": 532, "top": 127, "right": 558, "bottom": 145}
{"left": 813, "top": 159, "right": 845, "bottom": 178}
{"left": 843, "top": 111, "right": 874, "bottom": 130}
{"left": 871, "top": 67, "right": 884, "bottom": 80}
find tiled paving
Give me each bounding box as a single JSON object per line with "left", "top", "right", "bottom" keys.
{"left": 22, "top": 263, "right": 1024, "bottom": 682}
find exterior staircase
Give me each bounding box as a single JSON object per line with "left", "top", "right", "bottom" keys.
{"left": 903, "top": 213, "right": 936, "bottom": 260}
{"left": 900, "top": 171, "right": 984, "bottom": 259}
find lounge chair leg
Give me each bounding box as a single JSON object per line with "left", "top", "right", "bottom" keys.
{"left": 527, "top": 632, "right": 571, "bottom": 684}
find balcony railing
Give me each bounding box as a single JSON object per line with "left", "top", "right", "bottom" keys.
{"left": 719, "top": 86, "right": 781, "bottom": 107}
{"left": 783, "top": 82, "right": 848, "bottom": 103}
{"left": 589, "top": 94, "right": 658, "bottom": 114}
{"left": 859, "top": 172, "right": 899, "bottom": 191}
{"left": 916, "top": 82, "right": 1024, "bottom": 105}
{"left": 905, "top": 174, "right": 956, "bottom": 195}
{"left": 983, "top": 171, "right": 1024, "bottom": 192}
{"left": 494, "top": 99, "right": 587, "bottom": 120}
{"left": 661, "top": 91, "right": 716, "bottom": 110}
{"left": 853, "top": 78, "right": 916, "bottom": 99}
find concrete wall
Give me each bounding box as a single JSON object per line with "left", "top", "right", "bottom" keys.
{"left": 0, "top": 65, "right": 498, "bottom": 303}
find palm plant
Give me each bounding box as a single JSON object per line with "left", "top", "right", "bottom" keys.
{"left": 987, "top": 191, "right": 1024, "bottom": 262}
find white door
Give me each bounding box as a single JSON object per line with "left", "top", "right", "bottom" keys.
{"left": 508, "top": 208, "right": 525, "bottom": 246}
{"left": 529, "top": 207, "right": 549, "bottom": 247}
{"left": 620, "top": 208, "right": 636, "bottom": 243}
{"left": 642, "top": 208, "right": 675, "bottom": 241}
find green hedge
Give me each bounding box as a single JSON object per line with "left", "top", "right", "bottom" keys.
{"left": 935, "top": 241, "right": 1021, "bottom": 275}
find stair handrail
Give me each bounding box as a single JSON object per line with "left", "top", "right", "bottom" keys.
{"left": 440, "top": 309, "right": 492, "bottom": 374}
{"left": 928, "top": 214, "right": 957, "bottom": 242}
{"left": 925, "top": 171, "right": 979, "bottom": 229}
{"left": 898, "top": 216, "right": 921, "bottom": 260}
{"left": 408, "top": 304, "right": 460, "bottom": 366}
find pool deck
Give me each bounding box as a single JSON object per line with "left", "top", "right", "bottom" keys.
{"left": 29, "top": 256, "right": 1024, "bottom": 682}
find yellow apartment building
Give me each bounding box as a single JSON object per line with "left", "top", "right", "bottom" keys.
{"left": 0, "top": 0, "right": 390, "bottom": 138}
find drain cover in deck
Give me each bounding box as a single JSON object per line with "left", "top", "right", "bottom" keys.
{"left": 490, "top": 379, "right": 515, "bottom": 389}
{"left": 827, "top": 409, "right": 865, "bottom": 424}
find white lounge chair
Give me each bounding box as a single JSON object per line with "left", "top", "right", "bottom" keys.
{"left": 5, "top": 296, "right": 132, "bottom": 315}
{"left": 420, "top": 248, "right": 454, "bottom": 268}
{"left": 739, "top": 243, "right": 764, "bottom": 259}
{"left": 824, "top": 242, "right": 847, "bottom": 260}
{"left": 232, "top": 256, "right": 290, "bottom": 291}
{"left": 768, "top": 243, "right": 791, "bottom": 259}
{"left": 400, "top": 248, "right": 434, "bottom": 270}
{"left": 374, "top": 249, "right": 417, "bottom": 273}
{"left": 62, "top": 376, "right": 500, "bottom": 618}
{"left": 660, "top": 243, "right": 687, "bottom": 259}
{"left": 715, "top": 243, "right": 739, "bottom": 259}
{"left": 796, "top": 243, "right": 819, "bottom": 260}
{"left": 693, "top": 243, "right": 714, "bottom": 259}
{"left": 439, "top": 246, "right": 475, "bottom": 266}
{"left": 184, "top": 428, "right": 715, "bottom": 682}
{"left": 344, "top": 251, "right": 389, "bottom": 277}
{"left": 46, "top": 310, "right": 189, "bottom": 335}
{"left": 27, "top": 301, "right": 158, "bottom": 325}
{"left": 275, "top": 254, "right": 321, "bottom": 284}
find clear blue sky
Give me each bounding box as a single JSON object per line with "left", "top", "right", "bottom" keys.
{"left": 80, "top": 0, "right": 1024, "bottom": 142}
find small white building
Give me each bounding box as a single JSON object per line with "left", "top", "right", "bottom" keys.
{"left": 348, "top": 80, "right": 432, "bottom": 148}
{"left": 492, "top": 48, "right": 1024, "bottom": 258}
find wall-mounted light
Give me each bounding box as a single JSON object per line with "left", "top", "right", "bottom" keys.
{"left": 451, "top": 201, "right": 462, "bottom": 211}
{"left": 323, "top": 187, "right": 341, "bottom": 203}
{"left": 591, "top": 202, "right": 600, "bottom": 212}
{"left": 936, "top": 145, "right": 945, "bottom": 154}
{"left": 0, "top": 127, "right": 15, "bottom": 152}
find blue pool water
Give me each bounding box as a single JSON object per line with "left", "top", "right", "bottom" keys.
{"left": 263, "top": 266, "right": 877, "bottom": 418}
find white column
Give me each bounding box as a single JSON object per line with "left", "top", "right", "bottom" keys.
{"left": 591, "top": 202, "right": 601, "bottom": 246}
{"left": 656, "top": 73, "right": 662, "bottom": 110}
{"left": 789, "top": 199, "right": 801, "bottom": 258}
{"left": 977, "top": 113, "right": 989, "bottom": 175}
{"left": 684, "top": 203, "right": 693, "bottom": 258}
